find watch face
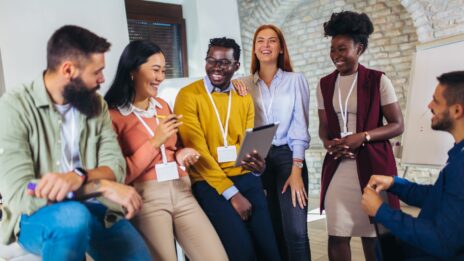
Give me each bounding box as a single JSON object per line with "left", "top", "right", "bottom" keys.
{"left": 294, "top": 162, "right": 304, "bottom": 168}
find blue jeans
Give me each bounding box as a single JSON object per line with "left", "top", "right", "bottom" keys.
{"left": 192, "top": 173, "right": 281, "bottom": 261}
{"left": 261, "top": 145, "right": 311, "bottom": 261}
{"left": 18, "top": 201, "right": 151, "bottom": 261}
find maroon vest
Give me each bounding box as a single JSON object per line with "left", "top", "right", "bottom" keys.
{"left": 319, "top": 64, "right": 399, "bottom": 211}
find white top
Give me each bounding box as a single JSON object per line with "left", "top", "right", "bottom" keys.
{"left": 54, "top": 104, "right": 81, "bottom": 172}
{"left": 316, "top": 74, "right": 398, "bottom": 110}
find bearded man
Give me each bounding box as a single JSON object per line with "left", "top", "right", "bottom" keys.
{"left": 362, "top": 71, "right": 464, "bottom": 260}
{"left": 0, "top": 25, "right": 151, "bottom": 260}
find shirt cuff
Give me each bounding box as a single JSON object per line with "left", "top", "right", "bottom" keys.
{"left": 222, "top": 185, "right": 239, "bottom": 200}
{"left": 388, "top": 176, "right": 407, "bottom": 194}
{"left": 291, "top": 144, "right": 306, "bottom": 160}
{"left": 374, "top": 202, "right": 394, "bottom": 224}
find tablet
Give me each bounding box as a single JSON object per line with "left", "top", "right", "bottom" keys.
{"left": 235, "top": 122, "right": 279, "bottom": 166}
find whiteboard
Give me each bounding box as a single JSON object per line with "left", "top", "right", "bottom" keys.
{"left": 401, "top": 35, "right": 464, "bottom": 167}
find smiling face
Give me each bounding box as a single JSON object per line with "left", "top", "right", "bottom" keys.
{"left": 205, "top": 46, "right": 239, "bottom": 89}
{"left": 254, "top": 28, "right": 282, "bottom": 65}
{"left": 428, "top": 84, "right": 454, "bottom": 132}
{"left": 330, "top": 35, "right": 363, "bottom": 75}
{"left": 132, "top": 52, "right": 166, "bottom": 100}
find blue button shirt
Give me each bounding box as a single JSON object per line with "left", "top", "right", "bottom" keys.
{"left": 375, "top": 139, "right": 464, "bottom": 259}
{"left": 251, "top": 69, "right": 310, "bottom": 160}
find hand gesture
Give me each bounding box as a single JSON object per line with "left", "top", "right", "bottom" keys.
{"left": 324, "top": 139, "right": 354, "bottom": 159}
{"left": 232, "top": 79, "right": 248, "bottom": 96}
{"left": 240, "top": 150, "right": 266, "bottom": 173}
{"left": 341, "top": 132, "right": 365, "bottom": 151}
{"left": 366, "top": 175, "right": 394, "bottom": 193}
{"left": 150, "top": 114, "right": 183, "bottom": 148}
{"left": 282, "top": 166, "right": 308, "bottom": 209}
{"left": 361, "top": 186, "right": 383, "bottom": 217}
{"left": 176, "top": 147, "right": 200, "bottom": 167}
{"left": 99, "top": 180, "right": 143, "bottom": 219}
{"left": 32, "top": 172, "right": 84, "bottom": 201}
{"left": 230, "top": 192, "right": 252, "bottom": 220}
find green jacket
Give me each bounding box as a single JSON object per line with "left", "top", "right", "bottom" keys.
{"left": 0, "top": 76, "right": 126, "bottom": 244}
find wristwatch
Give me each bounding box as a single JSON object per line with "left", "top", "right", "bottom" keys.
{"left": 363, "top": 131, "right": 371, "bottom": 143}
{"left": 73, "top": 167, "right": 88, "bottom": 184}
{"left": 293, "top": 161, "right": 304, "bottom": 169}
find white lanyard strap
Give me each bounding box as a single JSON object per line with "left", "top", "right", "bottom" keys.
{"left": 61, "top": 108, "right": 76, "bottom": 171}
{"left": 257, "top": 74, "right": 282, "bottom": 123}
{"left": 134, "top": 112, "right": 168, "bottom": 164}
{"left": 337, "top": 73, "right": 358, "bottom": 134}
{"left": 204, "top": 85, "right": 233, "bottom": 147}
{"left": 257, "top": 83, "right": 277, "bottom": 123}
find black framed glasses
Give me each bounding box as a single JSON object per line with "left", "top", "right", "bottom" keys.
{"left": 205, "top": 57, "right": 236, "bottom": 68}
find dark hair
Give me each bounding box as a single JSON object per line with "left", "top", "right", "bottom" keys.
{"left": 105, "top": 40, "right": 164, "bottom": 109}
{"left": 47, "top": 25, "right": 111, "bottom": 71}
{"left": 251, "top": 24, "right": 293, "bottom": 74}
{"left": 323, "top": 11, "right": 374, "bottom": 53}
{"left": 437, "top": 71, "right": 464, "bottom": 105}
{"left": 206, "top": 37, "right": 241, "bottom": 61}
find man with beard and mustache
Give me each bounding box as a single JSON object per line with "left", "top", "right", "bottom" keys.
{"left": 174, "top": 37, "right": 280, "bottom": 261}
{"left": 0, "top": 25, "right": 151, "bottom": 260}
{"left": 361, "top": 71, "right": 464, "bottom": 260}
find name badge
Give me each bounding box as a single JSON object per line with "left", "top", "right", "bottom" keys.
{"left": 155, "top": 162, "right": 179, "bottom": 182}
{"left": 217, "top": 146, "right": 237, "bottom": 163}
{"left": 340, "top": 131, "right": 353, "bottom": 138}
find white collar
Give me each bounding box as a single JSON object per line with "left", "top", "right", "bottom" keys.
{"left": 203, "top": 76, "right": 233, "bottom": 93}
{"left": 118, "top": 98, "right": 163, "bottom": 118}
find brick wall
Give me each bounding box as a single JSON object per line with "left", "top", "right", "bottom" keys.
{"left": 237, "top": 0, "right": 463, "bottom": 194}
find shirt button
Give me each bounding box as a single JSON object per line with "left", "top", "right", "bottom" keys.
{"left": 58, "top": 120, "right": 62, "bottom": 125}
{"left": 57, "top": 139, "right": 61, "bottom": 144}
{"left": 0, "top": 148, "right": 4, "bottom": 155}
{"left": 56, "top": 161, "right": 61, "bottom": 166}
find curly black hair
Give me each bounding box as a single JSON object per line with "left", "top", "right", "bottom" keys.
{"left": 206, "top": 37, "right": 241, "bottom": 61}
{"left": 323, "top": 11, "right": 374, "bottom": 52}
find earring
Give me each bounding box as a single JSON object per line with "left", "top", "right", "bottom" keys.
{"left": 130, "top": 74, "right": 134, "bottom": 81}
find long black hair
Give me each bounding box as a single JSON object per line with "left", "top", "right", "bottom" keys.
{"left": 105, "top": 40, "right": 163, "bottom": 109}
{"left": 323, "top": 11, "right": 374, "bottom": 53}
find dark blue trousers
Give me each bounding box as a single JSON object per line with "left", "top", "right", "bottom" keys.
{"left": 192, "top": 173, "right": 281, "bottom": 261}
{"left": 262, "top": 145, "right": 311, "bottom": 261}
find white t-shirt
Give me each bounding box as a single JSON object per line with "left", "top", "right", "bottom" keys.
{"left": 54, "top": 104, "right": 82, "bottom": 173}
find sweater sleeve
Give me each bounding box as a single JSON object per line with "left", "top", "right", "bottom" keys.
{"left": 376, "top": 168, "right": 464, "bottom": 258}
{"left": 388, "top": 176, "right": 433, "bottom": 208}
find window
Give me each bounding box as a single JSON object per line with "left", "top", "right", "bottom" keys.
{"left": 125, "top": 0, "right": 188, "bottom": 78}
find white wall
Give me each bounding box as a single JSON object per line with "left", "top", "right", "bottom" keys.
{"left": 148, "top": 0, "right": 245, "bottom": 77}
{"left": 0, "top": 0, "right": 130, "bottom": 93}
{"left": 0, "top": 49, "right": 5, "bottom": 95}
{"left": 0, "top": 0, "right": 244, "bottom": 94}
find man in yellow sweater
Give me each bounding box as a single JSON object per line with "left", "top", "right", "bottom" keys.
{"left": 174, "top": 37, "right": 280, "bottom": 261}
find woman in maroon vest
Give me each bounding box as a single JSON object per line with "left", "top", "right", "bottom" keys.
{"left": 316, "top": 11, "right": 404, "bottom": 261}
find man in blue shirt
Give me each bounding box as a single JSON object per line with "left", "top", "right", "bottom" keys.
{"left": 361, "top": 71, "right": 464, "bottom": 260}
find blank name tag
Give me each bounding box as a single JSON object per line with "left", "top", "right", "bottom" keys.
{"left": 217, "top": 146, "right": 237, "bottom": 163}
{"left": 155, "top": 162, "right": 179, "bottom": 182}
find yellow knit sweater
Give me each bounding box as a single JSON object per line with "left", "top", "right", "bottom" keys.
{"left": 174, "top": 79, "right": 254, "bottom": 194}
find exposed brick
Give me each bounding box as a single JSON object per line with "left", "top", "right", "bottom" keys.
{"left": 238, "top": 0, "right": 462, "bottom": 194}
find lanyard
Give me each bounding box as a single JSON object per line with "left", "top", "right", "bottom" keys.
{"left": 61, "top": 108, "right": 76, "bottom": 171}
{"left": 134, "top": 111, "right": 168, "bottom": 164}
{"left": 337, "top": 73, "right": 358, "bottom": 134}
{"left": 257, "top": 82, "right": 277, "bottom": 123}
{"left": 204, "top": 84, "right": 233, "bottom": 147}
